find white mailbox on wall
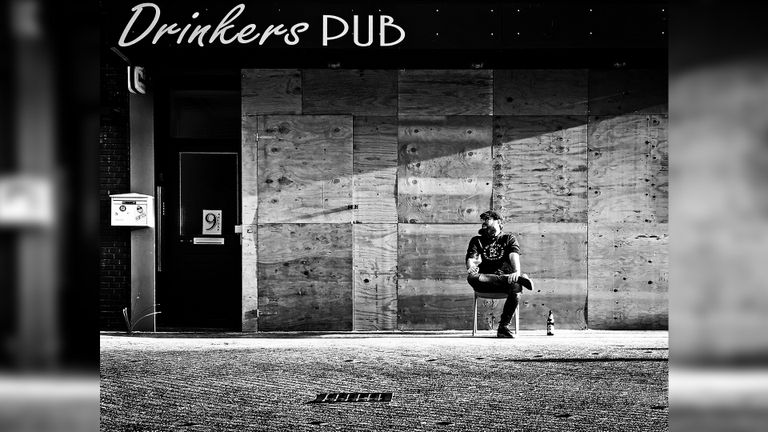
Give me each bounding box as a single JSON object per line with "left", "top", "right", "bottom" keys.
{"left": 110, "top": 193, "right": 155, "bottom": 227}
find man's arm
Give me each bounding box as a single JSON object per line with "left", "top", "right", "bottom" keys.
{"left": 466, "top": 255, "right": 482, "bottom": 274}
{"left": 509, "top": 252, "right": 521, "bottom": 272}
{"left": 506, "top": 233, "right": 522, "bottom": 281}
{"left": 508, "top": 252, "right": 521, "bottom": 281}
{"left": 466, "top": 238, "right": 482, "bottom": 275}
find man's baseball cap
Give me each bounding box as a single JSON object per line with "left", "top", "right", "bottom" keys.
{"left": 479, "top": 210, "right": 503, "bottom": 222}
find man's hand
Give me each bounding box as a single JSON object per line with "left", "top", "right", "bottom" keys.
{"left": 467, "top": 266, "right": 480, "bottom": 276}
{"left": 507, "top": 271, "right": 521, "bottom": 284}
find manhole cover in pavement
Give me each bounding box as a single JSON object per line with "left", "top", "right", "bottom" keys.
{"left": 310, "top": 393, "right": 393, "bottom": 403}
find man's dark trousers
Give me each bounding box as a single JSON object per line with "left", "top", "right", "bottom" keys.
{"left": 467, "top": 273, "right": 522, "bottom": 326}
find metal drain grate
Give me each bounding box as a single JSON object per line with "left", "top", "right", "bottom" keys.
{"left": 310, "top": 392, "right": 392, "bottom": 403}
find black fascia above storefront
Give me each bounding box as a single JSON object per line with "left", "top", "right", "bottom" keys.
{"left": 103, "top": 0, "right": 668, "bottom": 69}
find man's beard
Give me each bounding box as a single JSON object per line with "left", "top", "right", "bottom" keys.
{"left": 479, "top": 226, "right": 499, "bottom": 237}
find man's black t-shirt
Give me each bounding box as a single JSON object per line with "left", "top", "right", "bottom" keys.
{"left": 465, "top": 232, "right": 521, "bottom": 274}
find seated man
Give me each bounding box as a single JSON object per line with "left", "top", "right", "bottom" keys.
{"left": 466, "top": 210, "right": 534, "bottom": 338}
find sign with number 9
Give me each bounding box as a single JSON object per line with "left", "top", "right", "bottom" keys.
{"left": 202, "top": 209, "right": 222, "bottom": 235}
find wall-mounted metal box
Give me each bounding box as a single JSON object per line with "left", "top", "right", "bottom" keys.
{"left": 110, "top": 193, "right": 155, "bottom": 227}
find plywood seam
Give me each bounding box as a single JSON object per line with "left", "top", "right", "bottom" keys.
{"left": 396, "top": 70, "right": 400, "bottom": 119}
{"left": 352, "top": 115, "right": 356, "bottom": 223}
{"left": 586, "top": 69, "right": 592, "bottom": 117}
{"left": 299, "top": 69, "right": 305, "bottom": 115}
{"left": 395, "top": 112, "right": 401, "bottom": 226}
{"left": 585, "top": 112, "right": 590, "bottom": 330}
{"left": 585, "top": 73, "right": 590, "bottom": 329}
{"left": 351, "top": 116, "right": 357, "bottom": 331}
{"left": 490, "top": 70, "right": 494, "bottom": 214}
{"left": 395, "top": 219, "right": 400, "bottom": 330}
{"left": 352, "top": 221, "right": 357, "bottom": 330}
{"left": 490, "top": 69, "right": 495, "bottom": 116}
{"left": 395, "top": 111, "right": 400, "bottom": 330}
{"left": 256, "top": 115, "right": 262, "bottom": 331}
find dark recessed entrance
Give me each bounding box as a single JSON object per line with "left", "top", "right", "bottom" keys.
{"left": 155, "top": 69, "right": 242, "bottom": 331}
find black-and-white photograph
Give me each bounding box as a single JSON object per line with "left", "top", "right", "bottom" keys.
{"left": 98, "top": 2, "right": 669, "bottom": 430}
{"left": 3, "top": 1, "right": 768, "bottom": 431}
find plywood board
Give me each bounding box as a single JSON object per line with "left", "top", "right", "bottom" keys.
{"left": 257, "top": 115, "right": 354, "bottom": 223}
{"left": 588, "top": 115, "right": 668, "bottom": 224}
{"left": 397, "top": 279, "right": 474, "bottom": 330}
{"left": 505, "top": 223, "right": 587, "bottom": 280}
{"left": 475, "top": 279, "right": 588, "bottom": 331}
{"left": 354, "top": 224, "right": 397, "bottom": 274}
{"left": 588, "top": 69, "right": 668, "bottom": 115}
{"left": 241, "top": 116, "right": 259, "bottom": 225}
{"left": 587, "top": 223, "right": 669, "bottom": 330}
{"left": 398, "top": 70, "right": 493, "bottom": 115}
{"left": 354, "top": 272, "right": 397, "bottom": 331}
{"left": 352, "top": 223, "right": 398, "bottom": 331}
{"left": 241, "top": 225, "right": 258, "bottom": 331}
{"left": 353, "top": 117, "right": 398, "bottom": 223}
{"left": 493, "top": 116, "right": 588, "bottom": 222}
{"left": 398, "top": 116, "right": 493, "bottom": 223}
{"left": 241, "top": 69, "right": 302, "bottom": 115}
{"left": 257, "top": 223, "right": 353, "bottom": 331}
{"left": 494, "top": 69, "right": 588, "bottom": 115}
{"left": 398, "top": 224, "right": 479, "bottom": 280}
{"left": 303, "top": 70, "right": 397, "bottom": 116}
{"left": 519, "top": 279, "right": 588, "bottom": 330}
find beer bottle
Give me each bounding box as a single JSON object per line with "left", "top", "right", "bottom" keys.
{"left": 546, "top": 310, "right": 554, "bottom": 336}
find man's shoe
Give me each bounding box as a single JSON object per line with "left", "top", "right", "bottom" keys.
{"left": 518, "top": 274, "right": 534, "bottom": 291}
{"left": 497, "top": 324, "right": 515, "bottom": 338}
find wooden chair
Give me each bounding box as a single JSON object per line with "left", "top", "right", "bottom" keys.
{"left": 472, "top": 292, "right": 519, "bottom": 336}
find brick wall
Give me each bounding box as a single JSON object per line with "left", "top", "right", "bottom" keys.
{"left": 98, "top": 47, "right": 130, "bottom": 330}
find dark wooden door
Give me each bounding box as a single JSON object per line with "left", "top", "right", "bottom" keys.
{"left": 165, "top": 151, "right": 240, "bottom": 329}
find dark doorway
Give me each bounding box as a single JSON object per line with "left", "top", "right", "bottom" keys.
{"left": 155, "top": 69, "right": 241, "bottom": 330}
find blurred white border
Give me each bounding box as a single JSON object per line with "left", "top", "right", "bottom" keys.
{"left": 0, "top": 375, "right": 97, "bottom": 400}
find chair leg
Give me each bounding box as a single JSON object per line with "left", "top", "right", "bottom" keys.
{"left": 514, "top": 304, "right": 519, "bottom": 335}
{"left": 472, "top": 296, "right": 478, "bottom": 336}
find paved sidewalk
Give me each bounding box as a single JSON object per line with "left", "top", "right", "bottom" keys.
{"left": 101, "top": 330, "right": 668, "bottom": 431}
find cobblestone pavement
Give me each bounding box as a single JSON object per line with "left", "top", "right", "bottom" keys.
{"left": 101, "top": 331, "right": 668, "bottom": 431}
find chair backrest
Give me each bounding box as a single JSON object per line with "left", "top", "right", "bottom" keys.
{"left": 474, "top": 292, "right": 508, "bottom": 300}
